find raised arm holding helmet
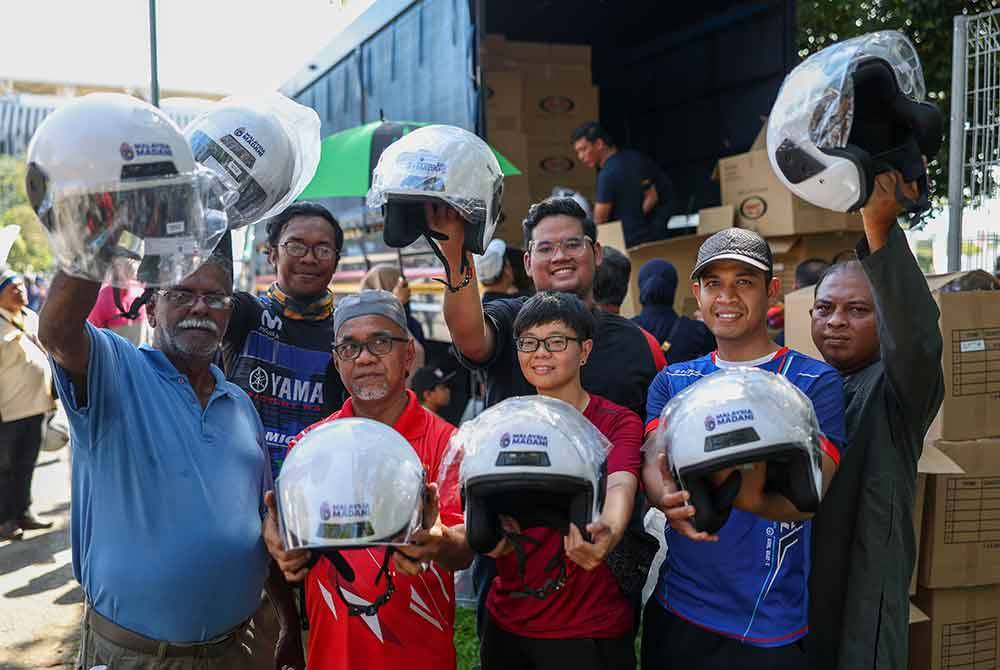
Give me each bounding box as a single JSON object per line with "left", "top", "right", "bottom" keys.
{"left": 33, "top": 94, "right": 276, "bottom": 669}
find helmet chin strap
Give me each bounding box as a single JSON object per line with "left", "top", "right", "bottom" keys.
{"left": 335, "top": 546, "right": 397, "bottom": 617}
{"left": 424, "top": 231, "right": 472, "bottom": 293}
{"left": 505, "top": 528, "right": 568, "bottom": 600}
{"left": 113, "top": 286, "right": 154, "bottom": 320}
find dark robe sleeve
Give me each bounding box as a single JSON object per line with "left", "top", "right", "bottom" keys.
{"left": 858, "top": 223, "right": 945, "bottom": 452}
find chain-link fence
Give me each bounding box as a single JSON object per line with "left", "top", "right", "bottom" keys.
{"left": 949, "top": 9, "right": 1000, "bottom": 271}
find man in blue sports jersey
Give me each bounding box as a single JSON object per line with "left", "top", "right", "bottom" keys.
{"left": 640, "top": 227, "right": 847, "bottom": 669}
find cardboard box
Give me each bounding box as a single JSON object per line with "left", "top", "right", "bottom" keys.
{"left": 523, "top": 135, "right": 595, "bottom": 201}
{"left": 489, "top": 130, "right": 529, "bottom": 176}
{"left": 696, "top": 205, "right": 735, "bottom": 236}
{"left": 718, "top": 149, "right": 864, "bottom": 236}
{"left": 520, "top": 77, "right": 598, "bottom": 138}
{"left": 783, "top": 285, "right": 822, "bottom": 360}
{"left": 924, "top": 272, "right": 1000, "bottom": 441}
{"left": 911, "top": 584, "right": 1000, "bottom": 670}
{"left": 482, "top": 35, "right": 591, "bottom": 80}
{"left": 913, "top": 444, "right": 967, "bottom": 595}
{"left": 496, "top": 174, "right": 532, "bottom": 247}
{"left": 919, "top": 438, "right": 1000, "bottom": 588}
{"left": 485, "top": 71, "right": 523, "bottom": 134}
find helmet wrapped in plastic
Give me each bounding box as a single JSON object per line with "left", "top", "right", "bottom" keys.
{"left": 367, "top": 125, "right": 504, "bottom": 288}
{"left": 25, "top": 93, "right": 230, "bottom": 288}
{"left": 437, "top": 396, "right": 609, "bottom": 556}
{"left": 648, "top": 367, "right": 824, "bottom": 533}
{"left": 275, "top": 418, "right": 425, "bottom": 551}
{"left": 767, "top": 30, "right": 942, "bottom": 215}
{"left": 185, "top": 92, "right": 320, "bottom": 229}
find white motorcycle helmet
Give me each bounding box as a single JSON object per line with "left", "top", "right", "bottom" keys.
{"left": 652, "top": 367, "right": 824, "bottom": 534}
{"left": 276, "top": 417, "right": 425, "bottom": 616}
{"left": 367, "top": 125, "right": 503, "bottom": 290}
{"left": 25, "top": 93, "right": 229, "bottom": 288}
{"left": 185, "top": 92, "right": 321, "bottom": 228}
{"left": 767, "top": 30, "right": 942, "bottom": 216}
{"left": 439, "top": 396, "right": 609, "bottom": 589}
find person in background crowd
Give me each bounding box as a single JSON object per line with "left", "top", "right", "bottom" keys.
{"left": 641, "top": 227, "right": 846, "bottom": 670}
{"left": 632, "top": 259, "right": 715, "bottom": 364}
{"left": 87, "top": 257, "right": 149, "bottom": 346}
{"left": 25, "top": 273, "right": 47, "bottom": 312}
{"left": 264, "top": 290, "right": 472, "bottom": 670}
{"left": 774, "top": 257, "right": 831, "bottom": 346}
{"left": 412, "top": 365, "right": 456, "bottom": 419}
{"left": 474, "top": 238, "right": 524, "bottom": 303}
{"left": 39, "top": 258, "right": 276, "bottom": 668}
{"left": 0, "top": 267, "right": 55, "bottom": 542}
{"left": 433, "top": 195, "right": 656, "bottom": 636}
{"left": 795, "top": 258, "right": 831, "bottom": 291}
{"left": 994, "top": 254, "right": 1000, "bottom": 280}
{"left": 571, "top": 121, "right": 674, "bottom": 248}
{"left": 221, "top": 201, "right": 349, "bottom": 669}
{"left": 480, "top": 291, "right": 642, "bottom": 669}
{"left": 361, "top": 262, "right": 427, "bottom": 371}
{"left": 593, "top": 246, "right": 665, "bottom": 372}
{"left": 807, "top": 171, "right": 944, "bottom": 670}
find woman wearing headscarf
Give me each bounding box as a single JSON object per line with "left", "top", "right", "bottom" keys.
{"left": 632, "top": 259, "right": 715, "bottom": 364}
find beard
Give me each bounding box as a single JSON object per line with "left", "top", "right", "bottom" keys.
{"left": 350, "top": 376, "right": 390, "bottom": 401}
{"left": 157, "top": 317, "right": 221, "bottom": 359}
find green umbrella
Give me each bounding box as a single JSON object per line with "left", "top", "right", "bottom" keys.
{"left": 297, "top": 120, "right": 521, "bottom": 200}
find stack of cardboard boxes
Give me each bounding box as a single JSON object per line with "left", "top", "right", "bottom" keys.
{"left": 785, "top": 271, "right": 1000, "bottom": 670}
{"left": 481, "top": 34, "right": 599, "bottom": 247}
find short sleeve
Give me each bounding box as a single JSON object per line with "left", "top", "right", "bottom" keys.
{"left": 50, "top": 322, "right": 133, "bottom": 449}
{"left": 605, "top": 409, "right": 644, "bottom": 477}
{"left": 806, "top": 368, "right": 848, "bottom": 463}
{"left": 644, "top": 367, "right": 676, "bottom": 434}
{"left": 86, "top": 287, "right": 114, "bottom": 328}
{"left": 452, "top": 297, "right": 522, "bottom": 372}
{"left": 595, "top": 163, "right": 619, "bottom": 204}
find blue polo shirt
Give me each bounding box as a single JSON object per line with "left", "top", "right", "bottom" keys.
{"left": 52, "top": 323, "right": 271, "bottom": 643}
{"left": 645, "top": 348, "right": 846, "bottom": 647}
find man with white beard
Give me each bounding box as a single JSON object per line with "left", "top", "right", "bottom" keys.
{"left": 39, "top": 257, "right": 273, "bottom": 667}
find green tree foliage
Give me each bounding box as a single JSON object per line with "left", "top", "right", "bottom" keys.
{"left": 0, "top": 155, "right": 51, "bottom": 273}
{"left": 798, "top": 0, "right": 1000, "bottom": 204}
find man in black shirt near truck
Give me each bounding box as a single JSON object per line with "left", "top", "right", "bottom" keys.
{"left": 572, "top": 121, "right": 674, "bottom": 248}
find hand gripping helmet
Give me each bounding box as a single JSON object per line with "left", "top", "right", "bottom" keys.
{"left": 24, "top": 93, "right": 229, "bottom": 288}
{"left": 367, "top": 125, "right": 504, "bottom": 291}
{"left": 767, "top": 31, "right": 942, "bottom": 217}
{"left": 276, "top": 418, "right": 426, "bottom": 616}
{"left": 185, "top": 92, "right": 321, "bottom": 229}
{"left": 439, "top": 396, "right": 608, "bottom": 595}
{"left": 652, "top": 367, "right": 824, "bottom": 534}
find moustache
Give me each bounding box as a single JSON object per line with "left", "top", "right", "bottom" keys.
{"left": 177, "top": 318, "right": 219, "bottom": 334}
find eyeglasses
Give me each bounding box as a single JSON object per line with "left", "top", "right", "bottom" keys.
{"left": 515, "top": 335, "right": 582, "bottom": 353}
{"left": 280, "top": 241, "right": 338, "bottom": 261}
{"left": 333, "top": 335, "right": 409, "bottom": 360}
{"left": 528, "top": 236, "right": 593, "bottom": 260}
{"left": 158, "top": 289, "right": 232, "bottom": 310}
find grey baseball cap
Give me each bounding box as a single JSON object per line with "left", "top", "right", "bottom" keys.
{"left": 334, "top": 290, "right": 409, "bottom": 336}
{"left": 691, "top": 228, "right": 773, "bottom": 279}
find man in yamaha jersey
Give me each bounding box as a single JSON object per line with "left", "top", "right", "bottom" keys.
{"left": 221, "top": 201, "right": 347, "bottom": 669}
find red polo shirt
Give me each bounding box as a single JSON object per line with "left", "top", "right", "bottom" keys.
{"left": 288, "top": 390, "right": 460, "bottom": 670}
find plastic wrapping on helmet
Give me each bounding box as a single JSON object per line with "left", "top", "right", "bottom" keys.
{"left": 275, "top": 418, "right": 425, "bottom": 551}
{"left": 25, "top": 93, "right": 232, "bottom": 288}
{"left": 647, "top": 367, "right": 822, "bottom": 485}
{"left": 366, "top": 124, "right": 504, "bottom": 253}
{"left": 185, "top": 92, "right": 321, "bottom": 228}
{"left": 768, "top": 31, "right": 924, "bottom": 154}
{"left": 436, "top": 395, "right": 611, "bottom": 516}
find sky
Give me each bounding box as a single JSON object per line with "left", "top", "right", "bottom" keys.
{"left": 0, "top": 0, "right": 377, "bottom": 95}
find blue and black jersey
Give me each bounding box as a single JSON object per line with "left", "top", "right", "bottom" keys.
{"left": 222, "top": 292, "right": 347, "bottom": 479}
{"left": 645, "top": 347, "right": 846, "bottom": 646}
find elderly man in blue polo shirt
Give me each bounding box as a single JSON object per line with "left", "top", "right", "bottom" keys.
{"left": 39, "top": 257, "right": 273, "bottom": 668}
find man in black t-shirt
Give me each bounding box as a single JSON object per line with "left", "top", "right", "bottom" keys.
{"left": 433, "top": 196, "right": 656, "bottom": 417}
{"left": 572, "top": 121, "right": 674, "bottom": 248}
